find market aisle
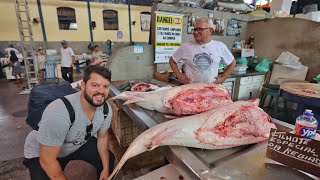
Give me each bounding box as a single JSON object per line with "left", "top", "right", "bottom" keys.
{"left": 0, "top": 79, "right": 30, "bottom": 162}
{"left": 0, "top": 79, "right": 30, "bottom": 179}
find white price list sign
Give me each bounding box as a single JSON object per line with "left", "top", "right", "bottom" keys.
{"left": 155, "top": 13, "right": 183, "bottom": 63}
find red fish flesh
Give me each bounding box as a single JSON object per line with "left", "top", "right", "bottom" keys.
{"left": 131, "top": 82, "right": 159, "bottom": 92}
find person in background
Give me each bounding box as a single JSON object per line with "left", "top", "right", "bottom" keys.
{"left": 9, "top": 50, "right": 23, "bottom": 83}
{"left": 90, "top": 45, "right": 109, "bottom": 67}
{"left": 35, "top": 47, "right": 47, "bottom": 83}
{"left": 23, "top": 65, "right": 115, "bottom": 180}
{"left": 5, "top": 45, "right": 19, "bottom": 58}
{"left": 92, "top": 45, "right": 104, "bottom": 60}
{"left": 60, "top": 40, "right": 75, "bottom": 83}
{"left": 169, "top": 17, "right": 236, "bottom": 84}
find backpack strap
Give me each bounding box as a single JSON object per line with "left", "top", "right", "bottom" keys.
{"left": 59, "top": 97, "right": 108, "bottom": 130}
{"left": 103, "top": 101, "right": 109, "bottom": 119}
{"left": 60, "top": 97, "right": 75, "bottom": 129}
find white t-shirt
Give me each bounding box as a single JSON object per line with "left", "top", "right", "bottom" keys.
{"left": 172, "top": 40, "right": 234, "bottom": 83}
{"left": 4, "top": 47, "right": 19, "bottom": 57}
{"left": 60, "top": 47, "right": 75, "bottom": 67}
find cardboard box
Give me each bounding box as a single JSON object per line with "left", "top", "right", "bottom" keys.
{"left": 154, "top": 72, "right": 169, "bottom": 83}
{"left": 271, "top": 0, "right": 292, "bottom": 15}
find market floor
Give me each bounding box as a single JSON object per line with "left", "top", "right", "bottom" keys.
{"left": 0, "top": 75, "right": 164, "bottom": 180}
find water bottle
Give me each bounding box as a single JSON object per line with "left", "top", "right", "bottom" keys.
{"left": 249, "top": 35, "right": 254, "bottom": 48}
{"left": 253, "top": 56, "right": 259, "bottom": 69}
{"left": 294, "top": 109, "right": 318, "bottom": 139}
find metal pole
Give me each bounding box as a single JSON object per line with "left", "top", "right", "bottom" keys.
{"left": 128, "top": 0, "right": 133, "bottom": 45}
{"left": 87, "top": 0, "right": 93, "bottom": 43}
{"left": 37, "top": 0, "right": 47, "bottom": 42}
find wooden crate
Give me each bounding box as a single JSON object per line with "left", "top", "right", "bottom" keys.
{"left": 110, "top": 101, "right": 143, "bottom": 147}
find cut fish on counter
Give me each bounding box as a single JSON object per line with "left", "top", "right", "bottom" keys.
{"left": 109, "top": 83, "right": 232, "bottom": 115}
{"left": 107, "top": 99, "right": 276, "bottom": 180}
{"left": 131, "top": 82, "right": 160, "bottom": 92}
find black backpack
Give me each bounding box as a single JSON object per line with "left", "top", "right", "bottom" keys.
{"left": 26, "top": 81, "right": 109, "bottom": 130}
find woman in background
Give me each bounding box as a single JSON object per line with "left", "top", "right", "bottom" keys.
{"left": 35, "top": 47, "right": 47, "bottom": 83}
{"left": 92, "top": 45, "right": 104, "bottom": 59}
{"left": 9, "top": 50, "right": 23, "bottom": 83}
{"left": 90, "top": 45, "right": 109, "bottom": 67}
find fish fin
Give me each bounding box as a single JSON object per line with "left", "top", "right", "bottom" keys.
{"left": 164, "top": 114, "right": 178, "bottom": 119}
{"left": 123, "top": 97, "right": 144, "bottom": 105}
{"left": 109, "top": 92, "right": 131, "bottom": 101}
{"left": 164, "top": 114, "right": 185, "bottom": 119}
{"left": 151, "top": 127, "right": 182, "bottom": 147}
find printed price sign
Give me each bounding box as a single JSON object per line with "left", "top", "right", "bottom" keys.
{"left": 155, "top": 13, "right": 183, "bottom": 63}
{"left": 266, "top": 129, "right": 320, "bottom": 177}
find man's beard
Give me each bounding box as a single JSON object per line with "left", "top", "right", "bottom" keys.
{"left": 84, "top": 89, "right": 106, "bottom": 107}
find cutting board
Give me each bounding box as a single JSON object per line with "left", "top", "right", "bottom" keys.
{"left": 269, "top": 64, "right": 308, "bottom": 85}
{"left": 280, "top": 82, "right": 320, "bottom": 98}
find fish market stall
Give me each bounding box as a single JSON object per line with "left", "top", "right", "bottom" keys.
{"left": 109, "top": 80, "right": 316, "bottom": 180}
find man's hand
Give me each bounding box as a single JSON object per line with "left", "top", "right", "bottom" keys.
{"left": 177, "top": 73, "right": 190, "bottom": 84}
{"left": 213, "top": 76, "right": 225, "bottom": 84}
{"left": 169, "top": 57, "right": 189, "bottom": 85}
{"left": 99, "top": 168, "right": 109, "bottom": 180}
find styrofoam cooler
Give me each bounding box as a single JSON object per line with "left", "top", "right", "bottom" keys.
{"left": 55, "top": 64, "right": 62, "bottom": 78}
{"left": 232, "top": 66, "right": 248, "bottom": 75}
{"left": 270, "top": 0, "right": 292, "bottom": 15}
{"left": 45, "top": 63, "right": 56, "bottom": 79}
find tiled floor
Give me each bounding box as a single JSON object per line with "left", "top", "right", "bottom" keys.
{"left": 0, "top": 75, "right": 165, "bottom": 180}
{"left": 0, "top": 79, "right": 30, "bottom": 162}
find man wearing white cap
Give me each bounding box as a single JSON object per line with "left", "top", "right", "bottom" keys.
{"left": 60, "top": 40, "right": 75, "bottom": 83}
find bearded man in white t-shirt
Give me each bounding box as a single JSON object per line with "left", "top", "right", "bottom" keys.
{"left": 169, "top": 17, "right": 236, "bottom": 84}
{"left": 60, "top": 40, "right": 75, "bottom": 83}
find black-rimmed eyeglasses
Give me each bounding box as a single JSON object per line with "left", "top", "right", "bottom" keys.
{"left": 193, "top": 27, "right": 210, "bottom": 33}
{"left": 85, "top": 123, "right": 93, "bottom": 140}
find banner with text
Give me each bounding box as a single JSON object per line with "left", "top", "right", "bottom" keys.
{"left": 155, "top": 13, "right": 183, "bottom": 63}
{"left": 266, "top": 129, "right": 320, "bottom": 177}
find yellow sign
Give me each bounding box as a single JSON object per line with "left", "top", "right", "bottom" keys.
{"left": 156, "top": 14, "right": 183, "bottom": 26}
{"left": 155, "top": 13, "right": 183, "bottom": 63}
{"left": 156, "top": 42, "right": 181, "bottom": 46}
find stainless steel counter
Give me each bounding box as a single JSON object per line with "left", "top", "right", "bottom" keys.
{"left": 228, "top": 71, "right": 267, "bottom": 78}
{"left": 109, "top": 82, "right": 315, "bottom": 180}
{"left": 169, "top": 71, "right": 267, "bottom": 85}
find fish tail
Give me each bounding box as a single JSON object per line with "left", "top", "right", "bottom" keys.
{"left": 108, "top": 92, "right": 130, "bottom": 101}
{"left": 123, "top": 97, "right": 143, "bottom": 105}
